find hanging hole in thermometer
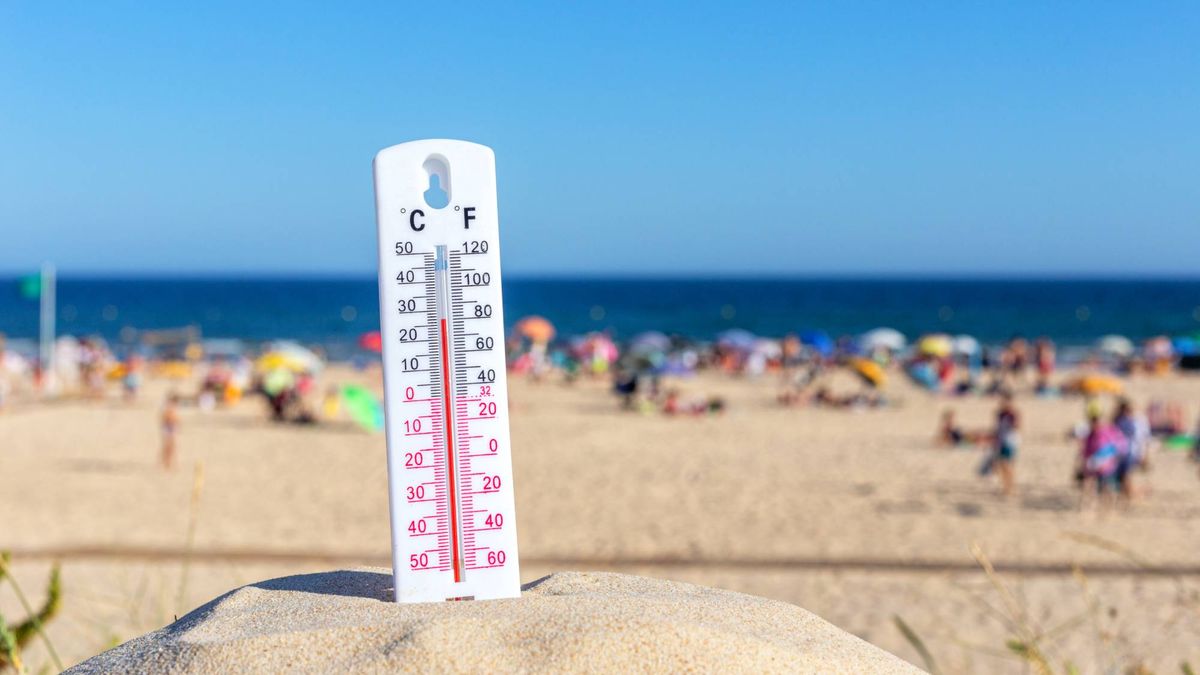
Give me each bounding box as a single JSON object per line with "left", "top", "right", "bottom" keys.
{"left": 373, "top": 140, "right": 520, "bottom": 603}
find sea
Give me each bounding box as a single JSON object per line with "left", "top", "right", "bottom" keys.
{"left": 1, "top": 277, "right": 1199, "bottom": 359}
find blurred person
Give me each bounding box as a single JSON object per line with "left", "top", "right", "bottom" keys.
{"left": 122, "top": 354, "right": 143, "bottom": 402}
{"left": 1112, "top": 398, "right": 1150, "bottom": 500}
{"left": 0, "top": 333, "right": 9, "bottom": 412}
{"left": 161, "top": 392, "right": 181, "bottom": 470}
{"left": 1077, "top": 400, "right": 1126, "bottom": 509}
{"left": 1034, "top": 337, "right": 1056, "bottom": 393}
{"left": 991, "top": 392, "right": 1020, "bottom": 496}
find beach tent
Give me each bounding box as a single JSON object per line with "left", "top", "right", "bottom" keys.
{"left": 917, "top": 334, "right": 952, "bottom": 358}
{"left": 858, "top": 328, "right": 906, "bottom": 353}
{"left": 515, "top": 316, "right": 556, "bottom": 344}
{"left": 716, "top": 329, "right": 756, "bottom": 352}
{"left": 799, "top": 330, "right": 834, "bottom": 357}
{"left": 1095, "top": 335, "right": 1134, "bottom": 358}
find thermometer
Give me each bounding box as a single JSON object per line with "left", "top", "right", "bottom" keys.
{"left": 373, "top": 140, "right": 520, "bottom": 603}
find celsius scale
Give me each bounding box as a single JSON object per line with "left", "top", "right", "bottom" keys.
{"left": 373, "top": 140, "right": 520, "bottom": 603}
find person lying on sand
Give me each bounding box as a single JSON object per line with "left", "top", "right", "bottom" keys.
{"left": 936, "top": 409, "right": 989, "bottom": 447}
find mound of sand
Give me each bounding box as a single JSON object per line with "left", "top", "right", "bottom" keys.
{"left": 67, "top": 570, "right": 918, "bottom": 673}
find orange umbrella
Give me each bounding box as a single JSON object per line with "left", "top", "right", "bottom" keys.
{"left": 515, "top": 316, "right": 556, "bottom": 344}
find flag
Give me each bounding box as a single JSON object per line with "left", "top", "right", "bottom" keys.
{"left": 18, "top": 274, "right": 42, "bottom": 300}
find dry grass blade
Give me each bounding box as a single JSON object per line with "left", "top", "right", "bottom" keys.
{"left": 893, "top": 614, "right": 942, "bottom": 675}
{"left": 0, "top": 554, "right": 62, "bottom": 673}
{"left": 968, "top": 542, "right": 1054, "bottom": 675}
{"left": 176, "top": 461, "right": 206, "bottom": 616}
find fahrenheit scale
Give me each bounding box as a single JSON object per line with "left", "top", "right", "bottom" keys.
{"left": 373, "top": 140, "right": 519, "bottom": 603}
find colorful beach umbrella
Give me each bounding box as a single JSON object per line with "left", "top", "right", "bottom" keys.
{"left": 515, "top": 316, "right": 556, "bottom": 344}
{"left": 341, "top": 384, "right": 384, "bottom": 432}
{"left": 359, "top": 331, "right": 383, "bottom": 353}
{"left": 851, "top": 358, "right": 886, "bottom": 388}
{"left": 858, "top": 328, "right": 906, "bottom": 353}
{"left": 918, "top": 334, "right": 952, "bottom": 358}
{"left": 716, "top": 329, "right": 756, "bottom": 352}
{"left": 257, "top": 341, "right": 324, "bottom": 373}
{"left": 799, "top": 330, "right": 834, "bottom": 357}
{"left": 1079, "top": 374, "right": 1124, "bottom": 395}
{"left": 1096, "top": 335, "right": 1134, "bottom": 358}
{"left": 628, "top": 331, "right": 671, "bottom": 356}
{"left": 951, "top": 335, "right": 980, "bottom": 356}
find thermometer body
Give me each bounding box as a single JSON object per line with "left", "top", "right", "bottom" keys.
{"left": 373, "top": 140, "right": 520, "bottom": 602}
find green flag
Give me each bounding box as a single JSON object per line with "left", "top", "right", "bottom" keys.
{"left": 18, "top": 274, "right": 42, "bottom": 300}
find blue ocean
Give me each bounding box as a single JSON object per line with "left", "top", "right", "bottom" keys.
{"left": 1, "top": 277, "right": 1198, "bottom": 357}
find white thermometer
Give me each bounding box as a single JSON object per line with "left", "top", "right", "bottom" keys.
{"left": 373, "top": 140, "right": 520, "bottom": 602}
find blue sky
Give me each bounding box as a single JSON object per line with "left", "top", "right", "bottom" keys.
{"left": 1, "top": 2, "right": 1197, "bottom": 276}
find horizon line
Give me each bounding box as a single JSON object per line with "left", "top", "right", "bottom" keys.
{"left": 3, "top": 270, "right": 1200, "bottom": 282}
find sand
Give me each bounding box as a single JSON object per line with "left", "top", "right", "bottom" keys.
{"left": 64, "top": 570, "right": 919, "bottom": 673}
{"left": 3, "top": 365, "right": 1200, "bottom": 672}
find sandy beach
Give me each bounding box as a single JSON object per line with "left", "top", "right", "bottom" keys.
{"left": 3, "top": 366, "right": 1200, "bottom": 672}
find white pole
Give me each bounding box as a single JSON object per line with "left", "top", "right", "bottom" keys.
{"left": 39, "top": 262, "right": 56, "bottom": 395}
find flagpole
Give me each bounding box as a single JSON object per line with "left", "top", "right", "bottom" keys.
{"left": 39, "top": 262, "right": 56, "bottom": 395}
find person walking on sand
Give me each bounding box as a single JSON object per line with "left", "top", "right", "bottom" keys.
{"left": 161, "top": 392, "right": 181, "bottom": 470}
{"left": 991, "top": 392, "right": 1020, "bottom": 496}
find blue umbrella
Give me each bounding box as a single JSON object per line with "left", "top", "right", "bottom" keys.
{"left": 800, "top": 330, "right": 834, "bottom": 357}
{"left": 628, "top": 331, "right": 670, "bottom": 357}
{"left": 716, "top": 329, "right": 756, "bottom": 351}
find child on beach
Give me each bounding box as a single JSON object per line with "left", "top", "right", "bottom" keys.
{"left": 1076, "top": 400, "right": 1126, "bottom": 509}
{"left": 986, "top": 393, "right": 1019, "bottom": 496}
{"left": 161, "top": 392, "right": 181, "bottom": 470}
{"left": 1112, "top": 398, "right": 1150, "bottom": 500}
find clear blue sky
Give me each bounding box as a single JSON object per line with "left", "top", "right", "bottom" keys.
{"left": 1, "top": 2, "right": 1197, "bottom": 276}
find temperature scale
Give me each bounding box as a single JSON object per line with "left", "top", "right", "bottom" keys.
{"left": 373, "top": 140, "right": 520, "bottom": 603}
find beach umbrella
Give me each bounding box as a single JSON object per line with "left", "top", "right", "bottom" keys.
{"left": 515, "top": 316, "right": 555, "bottom": 344}
{"left": 628, "top": 331, "right": 670, "bottom": 356}
{"left": 851, "top": 358, "right": 886, "bottom": 389}
{"left": 799, "top": 330, "right": 834, "bottom": 357}
{"left": 1143, "top": 336, "right": 1173, "bottom": 360}
{"left": 1079, "top": 373, "right": 1124, "bottom": 396}
{"left": 258, "top": 341, "right": 324, "bottom": 373}
{"left": 951, "top": 335, "right": 980, "bottom": 356}
{"left": 1095, "top": 335, "right": 1134, "bottom": 358}
{"left": 581, "top": 333, "right": 619, "bottom": 363}
{"left": 1, "top": 351, "right": 29, "bottom": 376}
{"left": 716, "top": 329, "right": 756, "bottom": 352}
{"left": 750, "top": 338, "right": 783, "bottom": 360}
{"left": 341, "top": 384, "right": 384, "bottom": 432}
{"left": 1172, "top": 336, "right": 1198, "bottom": 356}
{"left": 859, "top": 328, "right": 907, "bottom": 353}
{"left": 917, "top": 334, "right": 952, "bottom": 358}
{"left": 359, "top": 331, "right": 383, "bottom": 353}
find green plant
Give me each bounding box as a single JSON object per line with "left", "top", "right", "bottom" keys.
{"left": 0, "top": 553, "right": 62, "bottom": 672}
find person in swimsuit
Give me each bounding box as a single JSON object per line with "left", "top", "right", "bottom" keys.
{"left": 992, "top": 392, "right": 1019, "bottom": 496}
{"left": 161, "top": 392, "right": 181, "bottom": 470}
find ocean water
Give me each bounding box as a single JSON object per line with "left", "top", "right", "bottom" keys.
{"left": 1, "top": 277, "right": 1199, "bottom": 356}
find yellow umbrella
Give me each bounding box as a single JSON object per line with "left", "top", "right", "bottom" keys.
{"left": 918, "top": 334, "right": 952, "bottom": 358}
{"left": 851, "top": 358, "right": 887, "bottom": 388}
{"left": 515, "top": 316, "right": 556, "bottom": 344}
{"left": 1079, "top": 374, "right": 1124, "bottom": 395}
{"left": 256, "top": 352, "right": 311, "bottom": 373}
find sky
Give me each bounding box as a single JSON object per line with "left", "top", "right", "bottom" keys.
{"left": 1, "top": 2, "right": 1198, "bottom": 277}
